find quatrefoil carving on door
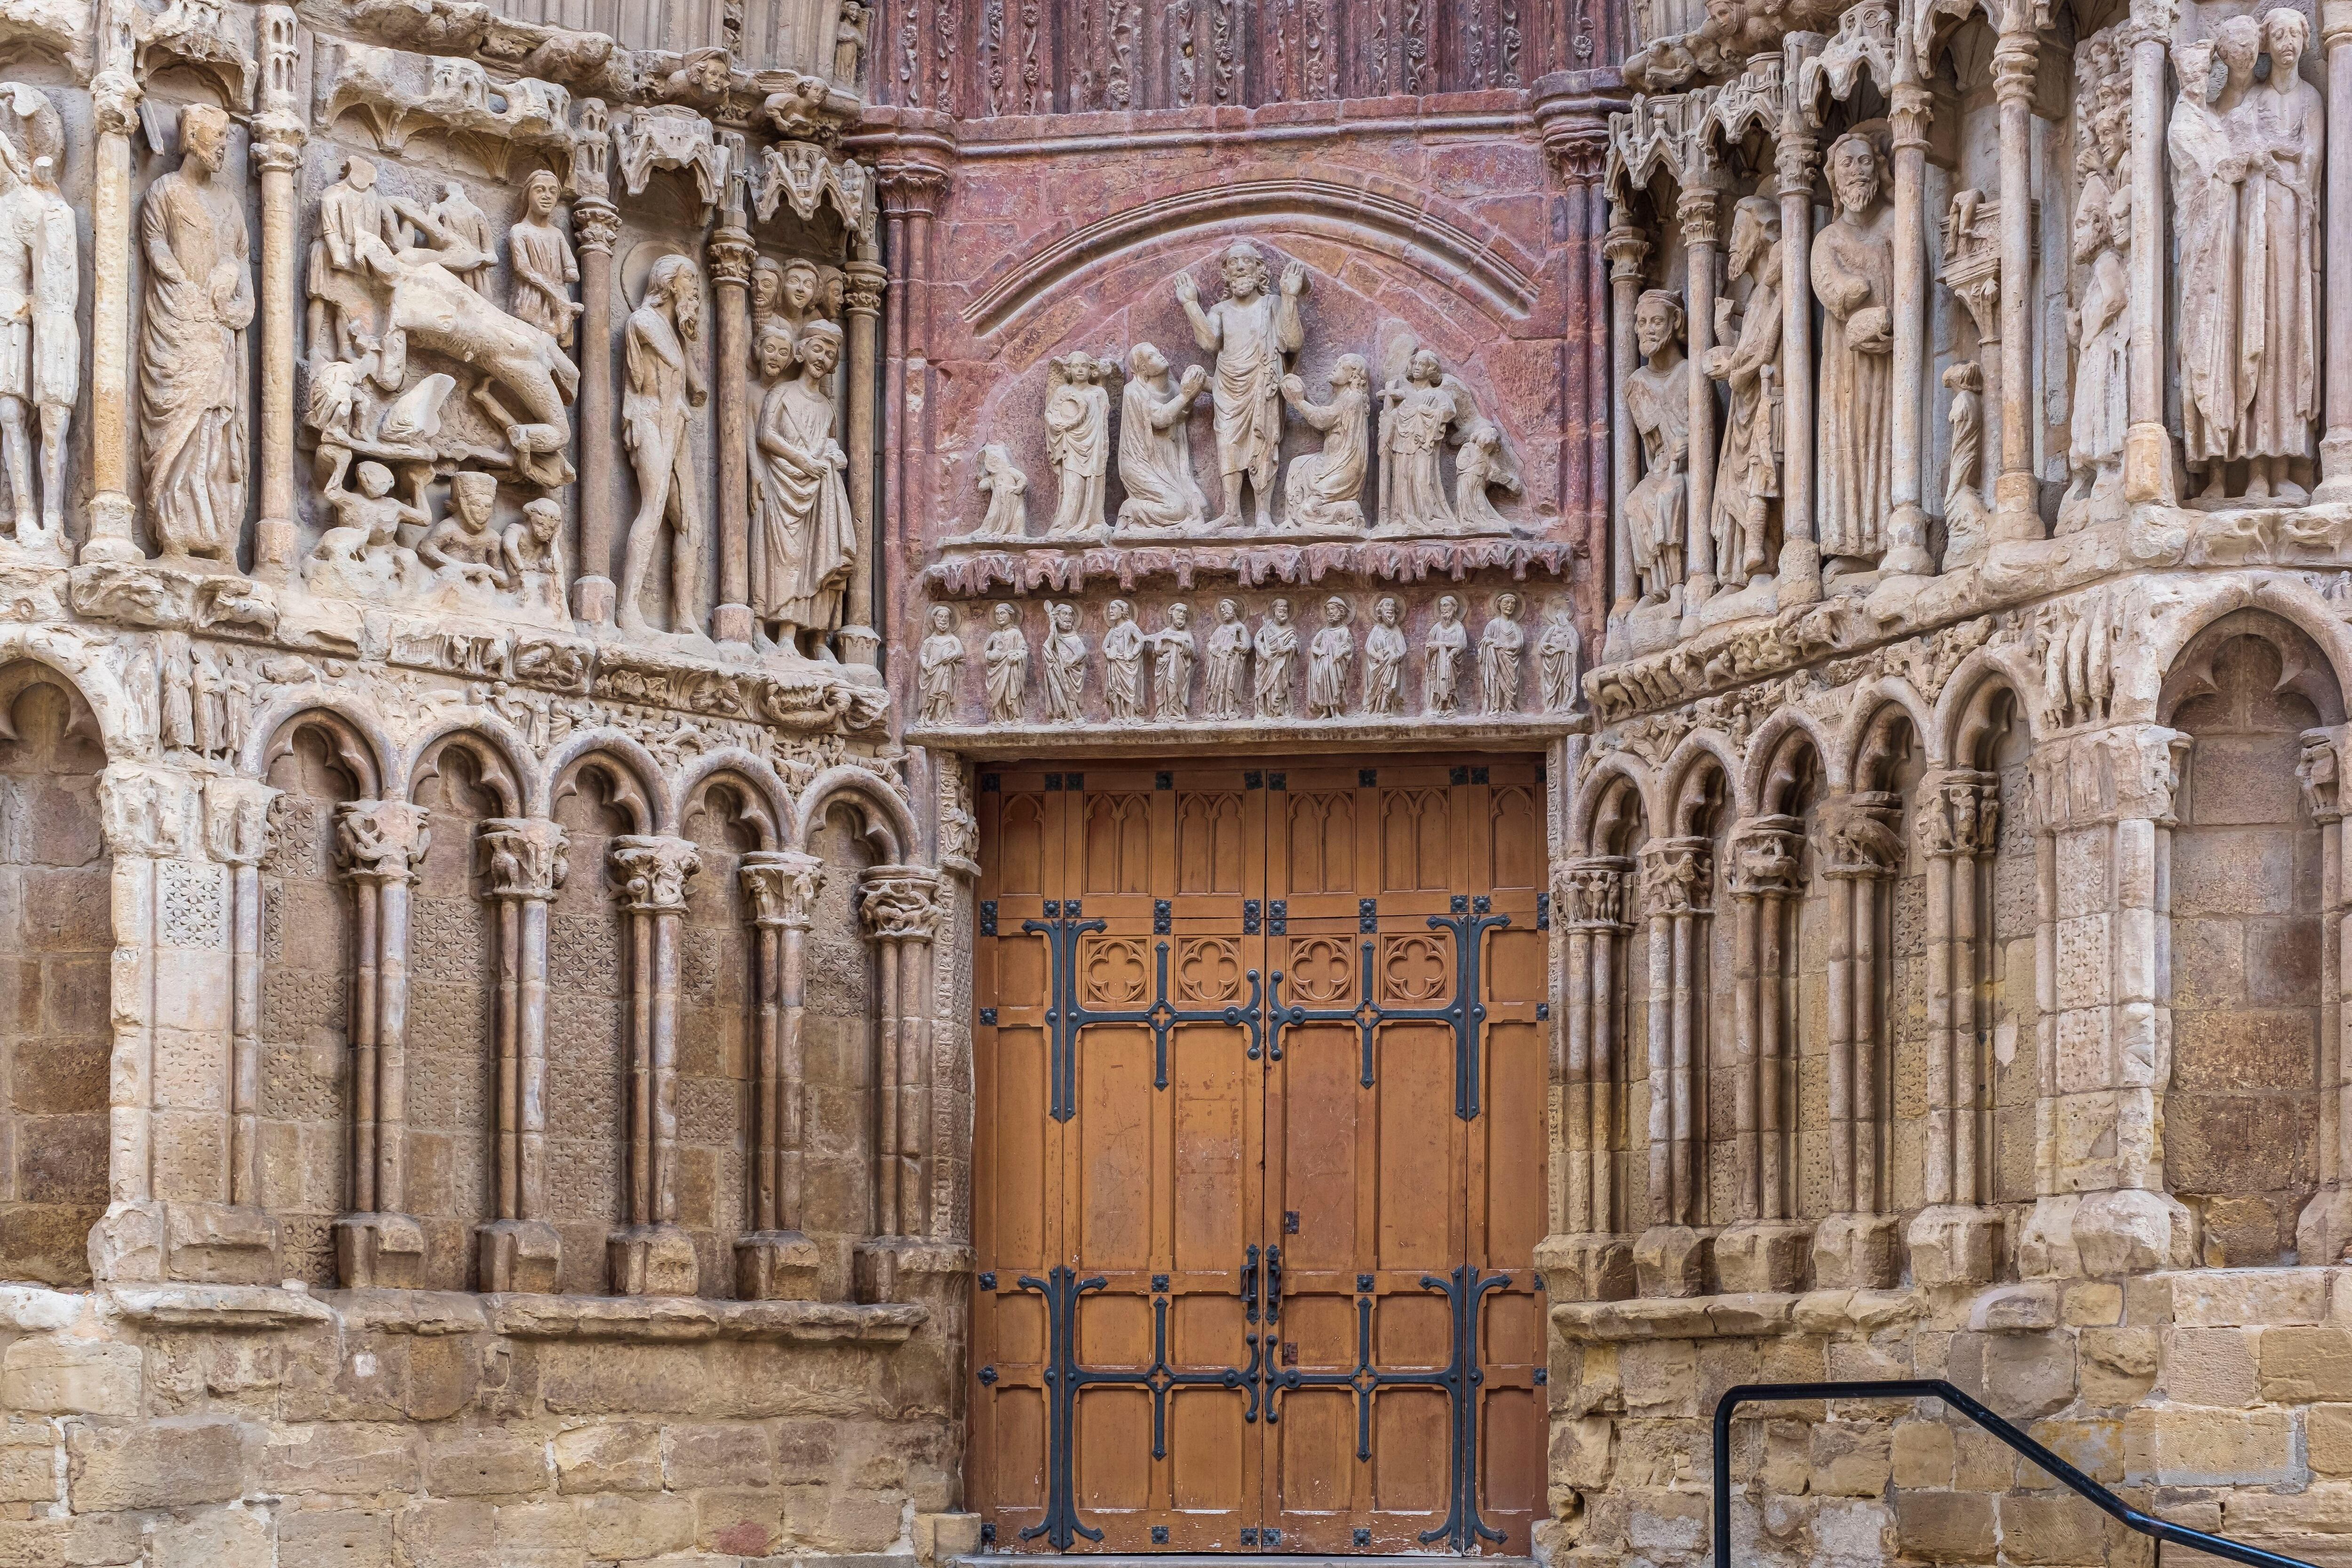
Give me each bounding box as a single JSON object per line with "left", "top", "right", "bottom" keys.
{"left": 1175, "top": 938, "right": 1242, "bottom": 1003}
{"left": 1285, "top": 936, "right": 1355, "bottom": 1005}
{"left": 1380, "top": 934, "right": 1450, "bottom": 1004}
{"left": 1081, "top": 936, "right": 1151, "bottom": 1005}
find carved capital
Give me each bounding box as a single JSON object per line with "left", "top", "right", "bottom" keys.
{"left": 1920, "top": 772, "right": 2002, "bottom": 858}
{"left": 1603, "top": 222, "right": 1651, "bottom": 282}
{"left": 2300, "top": 733, "right": 2344, "bottom": 824}
{"left": 1991, "top": 31, "right": 2040, "bottom": 101}
{"left": 1890, "top": 81, "right": 1933, "bottom": 151}
{"left": 572, "top": 198, "right": 621, "bottom": 255}
{"left": 860, "top": 864, "right": 943, "bottom": 942}
{"left": 610, "top": 836, "right": 701, "bottom": 915}
{"left": 1676, "top": 185, "right": 1720, "bottom": 246}
{"left": 252, "top": 112, "right": 305, "bottom": 172}
{"left": 1639, "top": 837, "right": 1712, "bottom": 918}
{"left": 707, "top": 226, "right": 756, "bottom": 288}
{"left": 99, "top": 764, "right": 199, "bottom": 860}
{"left": 876, "top": 163, "right": 948, "bottom": 217}
{"left": 1728, "top": 817, "right": 1806, "bottom": 897}
{"left": 91, "top": 72, "right": 142, "bottom": 138}
{"left": 842, "top": 258, "right": 886, "bottom": 319}
{"left": 1545, "top": 125, "right": 1611, "bottom": 186}
{"left": 1822, "top": 795, "right": 1906, "bottom": 880}
{"left": 203, "top": 778, "right": 279, "bottom": 868}
{"left": 1774, "top": 132, "right": 1819, "bottom": 195}
{"left": 1557, "top": 858, "right": 1633, "bottom": 931}
{"left": 480, "top": 819, "right": 571, "bottom": 902}
{"left": 2026, "top": 726, "right": 2188, "bottom": 833}
{"left": 2323, "top": 0, "right": 2352, "bottom": 48}
{"left": 741, "top": 850, "right": 825, "bottom": 930}
{"left": 338, "top": 801, "right": 432, "bottom": 885}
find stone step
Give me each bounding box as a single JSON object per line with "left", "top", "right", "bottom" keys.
{"left": 957, "top": 1558, "right": 1541, "bottom": 1566}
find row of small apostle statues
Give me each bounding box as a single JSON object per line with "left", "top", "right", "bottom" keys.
{"left": 918, "top": 592, "right": 1582, "bottom": 726}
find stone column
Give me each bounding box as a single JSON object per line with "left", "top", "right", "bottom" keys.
{"left": 843, "top": 255, "right": 887, "bottom": 646}
{"left": 477, "top": 818, "right": 568, "bottom": 1293}
{"left": 1884, "top": 77, "right": 1935, "bottom": 576}
{"left": 1604, "top": 207, "right": 1649, "bottom": 630}
{"left": 334, "top": 799, "right": 432, "bottom": 1288}
{"left": 608, "top": 835, "right": 701, "bottom": 1296}
{"left": 855, "top": 864, "right": 947, "bottom": 1303}
{"left": 1634, "top": 837, "right": 1710, "bottom": 1296}
{"left": 203, "top": 779, "right": 278, "bottom": 1213}
{"left": 708, "top": 216, "right": 756, "bottom": 646}
{"left": 1775, "top": 128, "right": 1823, "bottom": 603}
{"left": 1814, "top": 796, "right": 1903, "bottom": 1287}
{"left": 570, "top": 101, "right": 620, "bottom": 624}
{"left": 1991, "top": 23, "right": 2042, "bottom": 535}
{"left": 1716, "top": 819, "right": 1807, "bottom": 1292}
{"left": 2322, "top": 6, "right": 2352, "bottom": 497}
{"left": 2299, "top": 734, "right": 2352, "bottom": 1258}
{"left": 1534, "top": 71, "right": 1629, "bottom": 575}
{"left": 1677, "top": 183, "right": 1721, "bottom": 612}
{"left": 1911, "top": 770, "right": 2005, "bottom": 1283}
{"left": 868, "top": 164, "right": 949, "bottom": 675}
{"left": 737, "top": 849, "right": 824, "bottom": 1300}
{"left": 1543, "top": 857, "right": 1634, "bottom": 1300}
{"left": 79, "top": 61, "right": 140, "bottom": 562}
{"left": 250, "top": 6, "right": 303, "bottom": 582}
{"left": 2124, "top": 6, "right": 2178, "bottom": 504}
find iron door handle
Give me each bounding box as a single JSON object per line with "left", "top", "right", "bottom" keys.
{"left": 1265, "top": 1245, "right": 1283, "bottom": 1323}
{"left": 1241, "top": 1242, "right": 1260, "bottom": 1322}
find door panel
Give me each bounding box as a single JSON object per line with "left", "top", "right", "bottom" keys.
{"left": 973, "top": 758, "right": 1544, "bottom": 1555}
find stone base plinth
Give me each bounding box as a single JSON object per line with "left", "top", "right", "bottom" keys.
{"left": 1534, "top": 1232, "right": 1636, "bottom": 1301}
{"left": 608, "top": 1224, "right": 699, "bottom": 1297}
{"left": 855, "top": 1237, "right": 975, "bottom": 1305}
{"left": 1809, "top": 1212, "right": 1899, "bottom": 1289}
{"left": 166, "top": 1202, "right": 282, "bottom": 1285}
{"left": 336, "top": 1211, "right": 425, "bottom": 1289}
{"left": 572, "top": 574, "right": 615, "bottom": 624}
{"left": 1633, "top": 1224, "right": 1711, "bottom": 1298}
{"left": 477, "top": 1218, "right": 563, "bottom": 1293}
{"left": 1909, "top": 1203, "right": 2005, "bottom": 1286}
{"left": 1716, "top": 1220, "right": 1813, "bottom": 1293}
{"left": 2019, "top": 1189, "right": 2196, "bottom": 1279}
{"left": 736, "top": 1229, "right": 822, "bottom": 1301}
{"left": 2300, "top": 1186, "right": 2352, "bottom": 1266}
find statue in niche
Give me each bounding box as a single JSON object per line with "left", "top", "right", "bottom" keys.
{"left": 428, "top": 180, "right": 494, "bottom": 294}
{"left": 1176, "top": 241, "right": 1305, "bottom": 532}
{"left": 1379, "top": 348, "right": 1517, "bottom": 534}
{"left": 2172, "top": 32, "right": 2240, "bottom": 491}
{"left": 751, "top": 320, "right": 856, "bottom": 654}
{"left": 1307, "top": 596, "right": 1352, "bottom": 718}
{"left": 140, "top": 103, "right": 253, "bottom": 565}
{"left": 0, "top": 102, "right": 74, "bottom": 551}
{"left": 1479, "top": 592, "right": 1524, "bottom": 715}
{"left": 1280, "top": 355, "right": 1370, "bottom": 531}
{"left": 1042, "top": 601, "right": 1087, "bottom": 723}
{"left": 309, "top": 154, "right": 401, "bottom": 363}
{"left": 504, "top": 497, "right": 567, "bottom": 617}
{"left": 2248, "top": 9, "right": 2321, "bottom": 500}
{"left": 2061, "top": 169, "right": 2130, "bottom": 532}
{"left": 310, "top": 457, "right": 426, "bottom": 582}
{"left": 918, "top": 605, "right": 963, "bottom": 724}
{"left": 419, "top": 471, "right": 509, "bottom": 588}
{"left": 1103, "top": 599, "right": 1146, "bottom": 721}
{"left": 969, "top": 443, "right": 1029, "bottom": 540}
{"left": 1943, "top": 360, "right": 1989, "bottom": 548}
{"left": 1043, "top": 350, "right": 1113, "bottom": 538}
{"left": 618, "top": 254, "right": 708, "bottom": 635}
{"left": 1253, "top": 598, "right": 1298, "bottom": 718}
{"left": 983, "top": 603, "right": 1026, "bottom": 722}
{"left": 1813, "top": 130, "right": 1896, "bottom": 573}
{"left": 1365, "top": 596, "right": 1406, "bottom": 715}
{"left": 1705, "top": 195, "right": 1783, "bottom": 588}
{"left": 1205, "top": 597, "right": 1249, "bottom": 720}
{"left": 507, "top": 169, "right": 580, "bottom": 348}
{"left": 1538, "top": 602, "right": 1581, "bottom": 713}
{"left": 1115, "top": 342, "right": 1209, "bottom": 530}
{"left": 1425, "top": 594, "right": 1468, "bottom": 715}
{"left": 1152, "top": 604, "right": 1194, "bottom": 719}
{"left": 1624, "top": 289, "right": 1691, "bottom": 605}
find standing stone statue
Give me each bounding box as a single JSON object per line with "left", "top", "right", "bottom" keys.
{"left": 429, "top": 180, "right": 494, "bottom": 294}
{"left": 508, "top": 168, "right": 581, "bottom": 348}
{"left": 1624, "top": 290, "right": 1691, "bottom": 605}
{"left": 2245, "top": 9, "right": 2322, "bottom": 501}
{"left": 918, "top": 605, "right": 963, "bottom": 724}
{"left": 1380, "top": 349, "right": 1464, "bottom": 533}
{"left": 2171, "top": 36, "right": 2237, "bottom": 487}
{"left": 1102, "top": 598, "right": 1145, "bottom": 721}
{"left": 1365, "top": 596, "right": 1407, "bottom": 715}
{"left": 1537, "top": 601, "right": 1582, "bottom": 714}
{"left": 1043, "top": 351, "right": 1112, "bottom": 537}
{"left": 2062, "top": 169, "right": 2130, "bottom": 531}
{"left": 1425, "top": 594, "right": 1468, "bottom": 714}
{"left": 618, "top": 254, "right": 708, "bottom": 635}
{"left": 1115, "top": 342, "right": 1208, "bottom": 530}
{"left": 984, "top": 603, "right": 1026, "bottom": 722}
{"left": 1280, "top": 355, "right": 1369, "bottom": 531}
{"left": 1814, "top": 131, "right": 1896, "bottom": 572}
{"left": 750, "top": 320, "right": 855, "bottom": 654}
{"left": 970, "top": 443, "right": 1029, "bottom": 540}
{"left": 0, "top": 113, "right": 73, "bottom": 550}
{"left": 1152, "top": 603, "right": 1195, "bottom": 719}
{"left": 1205, "top": 597, "right": 1250, "bottom": 720}
{"left": 140, "top": 103, "right": 254, "bottom": 565}
{"left": 1479, "top": 592, "right": 1525, "bottom": 714}
{"left": 1042, "top": 601, "right": 1087, "bottom": 722}
{"left": 1705, "top": 195, "right": 1783, "bottom": 588}
{"left": 1253, "top": 598, "right": 1298, "bottom": 718}
{"left": 308, "top": 153, "right": 400, "bottom": 363}
{"left": 1176, "top": 241, "right": 1306, "bottom": 532}
{"left": 1307, "top": 597, "right": 1353, "bottom": 718}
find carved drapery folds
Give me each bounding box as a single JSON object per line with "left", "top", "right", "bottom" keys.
{"left": 335, "top": 798, "right": 432, "bottom": 1288}
{"left": 606, "top": 833, "right": 702, "bottom": 1297}
{"left": 477, "top": 816, "right": 568, "bottom": 1293}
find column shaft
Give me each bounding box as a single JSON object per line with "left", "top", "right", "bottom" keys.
{"left": 710, "top": 227, "right": 754, "bottom": 642}
{"left": 572, "top": 202, "right": 620, "bottom": 621}
{"left": 1994, "top": 34, "right": 2041, "bottom": 530}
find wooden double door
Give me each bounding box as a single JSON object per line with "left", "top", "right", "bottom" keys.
{"left": 970, "top": 757, "right": 1547, "bottom": 1555}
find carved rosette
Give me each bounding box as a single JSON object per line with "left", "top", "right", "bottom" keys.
{"left": 338, "top": 801, "right": 433, "bottom": 884}
{"left": 480, "top": 819, "right": 571, "bottom": 902}
{"left": 1920, "top": 772, "right": 2002, "bottom": 858}
{"left": 1557, "top": 858, "right": 1633, "bottom": 931}
{"left": 1822, "top": 794, "right": 1906, "bottom": 881}
{"left": 740, "top": 850, "right": 825, "bottom": 931}
{"left": 1639, "top": 837, "right": 1712, "bottom": 917}
{"left": 1727, "top": 817, "right": 1805, "bottom": 899}
{"left": 609, "top": 836, "right": 701, "bottom": 915}
{"left": 860, "top": 864, "right": 944, "bottom": 943}
{"left": 203, "top": 778, "right": 280, "bottom": 868}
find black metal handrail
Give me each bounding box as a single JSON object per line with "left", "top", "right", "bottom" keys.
{"left": 1714, "top": 1380, "right": 2317, "bottom": 1568}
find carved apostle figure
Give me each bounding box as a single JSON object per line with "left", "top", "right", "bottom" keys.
{"left": 971, "top": 443, "right": 1029, "bottom": 540}
{"left": 918, "top": 605, "right": 963, "bottom": 724}
{"left": 1479, "top": 592, "right": 1525, "bottom": 715}
{"left": 1103, "top": 599, "right": 1146, "bottom": 721}
{"left": 507, "top": 169, "right": 581, "bottom": 347}
{"left": 2062, "top": 170, "right": 2130, "bottom": 531}
{"left": 429, "top": 180, "right": 494, "bottom": 294}
{"left": 1116, "top": 342, "right": 1209, "bottom": 530}
{"left": 1205, "top": 597, "right": 1250, "bottom": 720}
{"left": 1176, "top": 241, "right": 1306, "bottom": 532}
{"left": 1043, "top": 351, "right": 1113, "bottom": 537}
{"left": 0, "top": 122, "right": 74, "bottom": 550}
{"left": 1042, "top": 601, "right": 1087, "bottom": 722}
{"left": 1944, "top": 360, "right": 1988, "bottom": 542}
{"left": 1152, "top": 603, "right": 1195, "bottom": 719}
{"left": 1280, "top": 355, "right": 1370, "bottom": 531}
{"left": 1537, "top": 602, "right": 1581, "bottom": 713}
{"left": 2171, "top": 36, "right": 2238, "bottom": 483}
{"left": 2243, "top": 8, "right": 2323, "bottom": 501}
{"left": 1704, "top": 195, "right": 1783, "bottom": 588}
{"left": 618, "top": 254, "right": 709, "bottom": 635}
{"left": 1365, "top": 596, "right": 1407, "bottom": 715}
{"left": 1254, "top": 598, "right": 1298, "bottom": 718}
{"left": 140, "top": 103, "right": 254, "bottom": 565}
{"left": 984, "top": 602, "right": 1026, "bottom": 722}
{"left": 1624, "top": 290, "right": 1691, "bottom": 605}
{"left": 308, "top": 153, "right": 400, "bottom": 363}
{"left": 1813, "top": 131, "right": 1896, "bottom": 571}
{"left": 751, "top": 320, "right": 856, "bottom": 653}
{"left": 1307, "top": 597, "right": 1353, "bottom": 718}
{"left": 1425, "top": 594, "right": 1468, "bottom": 715}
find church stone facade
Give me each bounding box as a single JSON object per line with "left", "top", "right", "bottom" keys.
{"left": 0, "top": 0, "right": 2337, "bottom": 1564}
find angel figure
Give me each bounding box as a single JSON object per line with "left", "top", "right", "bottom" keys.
{"left": 1044, "top": 351, "right": 1114, "bottom": 538}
